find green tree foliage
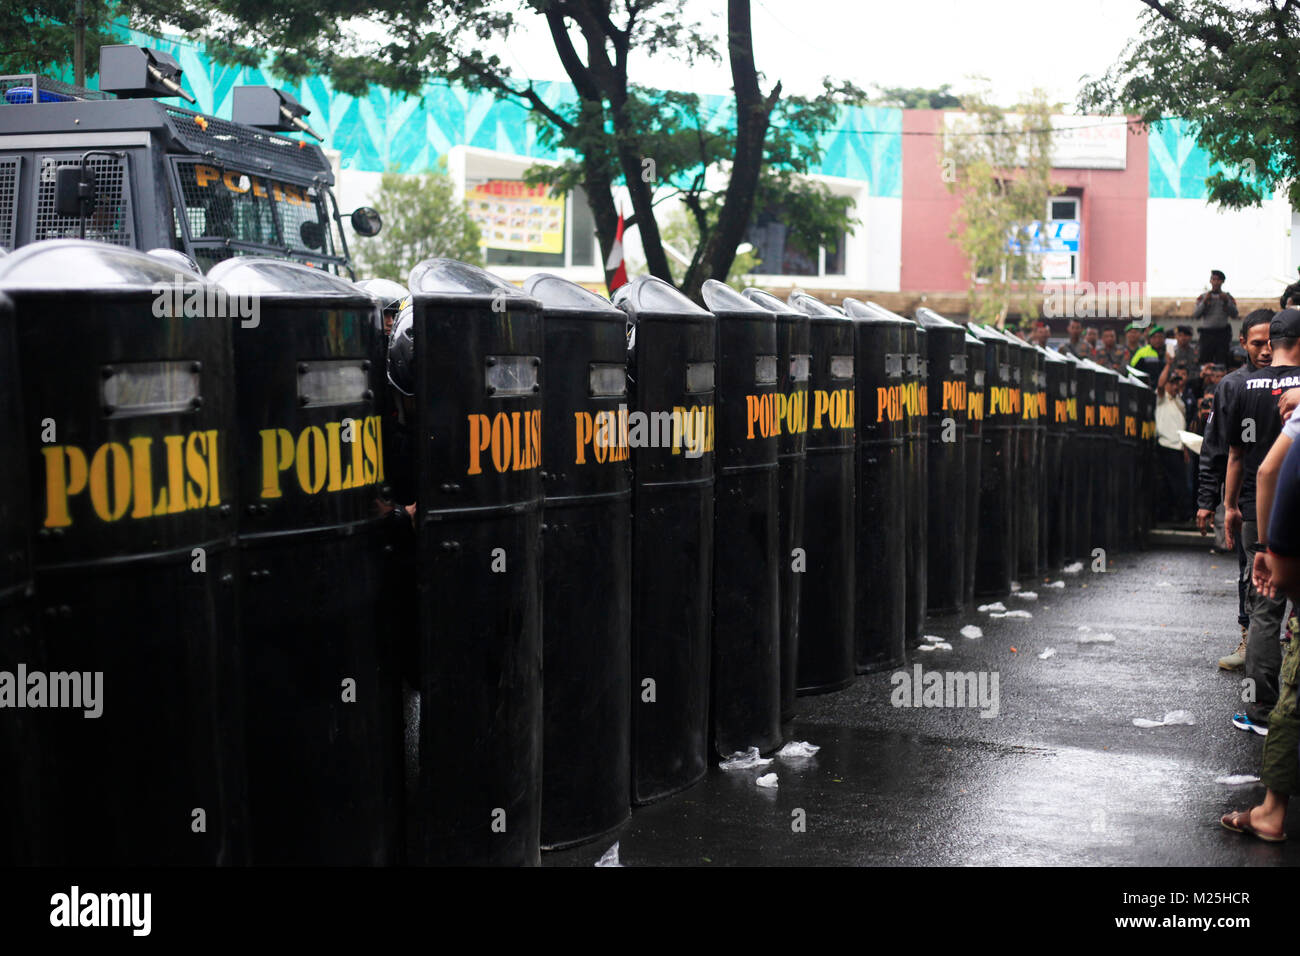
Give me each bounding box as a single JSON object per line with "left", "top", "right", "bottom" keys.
{"left": 1080, "top": 0, "right": 1295, "bottom": 208}
{"left": 659, "top": 206, "right": 758, "bottom": 288}
{"left": 1, "top": 0, "right": 120, "bottom": 78}
{"left": 873, "top": 84, "right": 963, "bottom": 109}
{"left": 352, "top": 165, "right": 483, "bottom": 283}
{"left": 103, "top": 0, "right": 862, "bottom": 298}
{"left": 943, "top": 88, "right": 1062, "bottom": 326}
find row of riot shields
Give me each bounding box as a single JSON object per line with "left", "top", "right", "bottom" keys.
{"left": 0, "top": 241, "right": 399, "bottom": 866}
{"left": 0, "top": 243, "right": 1158, "bottom": 866}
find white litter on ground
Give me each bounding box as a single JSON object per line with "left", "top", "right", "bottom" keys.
{"left": 1078, "top": 624, "right": 1091, "bottom": 631}
{"left": 917, "top": 642, "right": 953, "bottom": 652}
{"left": 1010, "top": 581, "right": 1021, "bottom": 592}
{"left": 1156, "top": 581, "right": 1172, "bottom": 587}
{"left": 991, "top": 610, "right": 1033, "bottom": 619}
{"left": 1063, "top": 562, "right": 1084, "bottom": 574}
{"left": 718, "top": 747, "right": 773, "bottom": 771}
{"left": 1133, "top": 710, "right": 1196, "bottom": 728}
{"left": 978, "top": 602, "right": 1007, "bottom": 613}
{"left": 1078, "top": 632, "right": 1116, "bottom": 643}
{"left": 595, "top": 842, "right": 623, "bottom": 867}
{"left": 960, "top": 625, "right": 983, "bottom": 639}
{"left": 755, "top": 773, "right": 779, "bottom": 789}
{"left": 1222, "top": 579, "right": 1236, "bottom": 585}
{"left": 1045, "top": 581, "right": 1065, "bottom": 588}
{"left": 1038, "top": 648, "right": 1056, "bottom": 659}
{"left": 1014, "top": 591, "right": 1038, "bottom": 600}
{"left": 777, "top": 741, "right": 820, "bottom": 759}
{"left": 1215, "top": 774, "right": 1261, "bottom": 786}
{"left": 922, "top": 634, "right": 943, "bottom": 643}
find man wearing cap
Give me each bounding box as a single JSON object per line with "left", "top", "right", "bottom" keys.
{"left": 1220, "top": 307, "right": 1300, "bottom": 733}
{"left": 1124, "top": 322, "right": 1143, "bottom": 359}
{"left": 1194, "top": 269, "right": 1238, "bottom": 366}
{"left": 1058, "top": 318, "right": 1092, "bottom": 359}
{"left": 1130, "top": 326, "right": 1166, "bottom": 381}
{"left": 1198, "top": 310, "right": 1274, "bottom": 671}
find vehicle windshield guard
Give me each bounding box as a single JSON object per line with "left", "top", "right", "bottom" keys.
{"left": 169, "top": 158, "right": 349, "bottom": 274}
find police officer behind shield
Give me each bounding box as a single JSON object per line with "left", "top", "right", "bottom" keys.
{"left": 356, "top": 277, "right": 409, "bottom": 337}
{"left": 382, "top": 301, "right": 418, "bottom": 518}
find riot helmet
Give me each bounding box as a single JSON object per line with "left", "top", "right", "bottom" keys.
{"left": 356, "top": 277, "right": 409, "bottom": 335}
{"left": 387, "top": 300, "right": 415, "bottom": 395}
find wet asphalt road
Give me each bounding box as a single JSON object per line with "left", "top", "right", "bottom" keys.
{"left": 545, "top": 538, "right": 1296, "bottom": 866}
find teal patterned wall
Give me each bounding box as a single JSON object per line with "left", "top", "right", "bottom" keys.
{"left": 107, "top": 28, "right": 1213, "bottom": 201}
{"left": 1147, "top": 119, "right": 1224, "bottom": 200}
{"left": 102, "top": 27, "right": 905, "bottom": 197}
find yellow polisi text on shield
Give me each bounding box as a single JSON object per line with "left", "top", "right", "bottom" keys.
{"left": 42, "top": 430, "right": 221, "bottom": 528}
{"left": 259, "top": 415, "right": 385, "bottom": 498}
{"left": 468, "top": 410, "right": 542, "bottom": 475}
{"left": 812, "top": 388, "right": 854, "bottom": 430}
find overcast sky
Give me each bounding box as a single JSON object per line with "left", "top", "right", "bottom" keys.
{"left": 492, "top": 0, "right": 1146, "bottom": 108}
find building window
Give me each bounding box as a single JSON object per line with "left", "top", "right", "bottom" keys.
{"left": 745, "top": 206, "right": 846, "bottom": 278}
{"left": 1041, "top": 195, "right": 1080, "bottom": 282}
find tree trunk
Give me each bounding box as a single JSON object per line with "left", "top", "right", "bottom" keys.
{"left": 680, "top": 0, "right": 777, "bottom": 300}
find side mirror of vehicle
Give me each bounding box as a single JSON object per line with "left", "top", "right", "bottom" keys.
{"left": 350, "top": 206, "right": 382, "bottom": 237}
{"left": 55, "top": 165, "right": 96, "bottom": 218}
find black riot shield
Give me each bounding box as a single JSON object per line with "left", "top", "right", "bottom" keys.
{"left": 994, "top": 327, "right": 1027, "bottom": 585}
{"left": 1071, "top": 358, "right": 1098, "bottom": 563}
{"left": 525, "top": 274, "right": 631, "bottom": 850}
{"left": 742, "top": 288, "right": 809, "bottom": 721}
{"left": 996, "top": 331, "right": 1033, "bottom": 584}
{"left": 901, "top": 321, "right": 927, "bottom": 641}
{"left": 1042, "top": 348, "right": 1071, "bottom": 571}
{"left": 0, "top": 291, "right": 37, "bottom": 866}
{"left": 621, "top": 276, "right": 715, "bottom": 802}
{"left": 915, "top": 307, "right": 967, "bottom": 615}
{"left": 0, "top": 240, "right": 245, "bottom": 865}
{"left": 208, "top": 258, "right": 399, "bottom": 865}
{"left": 1090, "top": 361, "right": 1121, "bottom": 559}
{"left": 1130, "top": 368, "right": 1156, "bottom": 546}
{"left": 842, "top": 299, "right": 906, "bottom": 671}
{"left": 701, "top": 281, "right": 781, "bottom": 754}
{"left": 969, "top": 323, "right": 1015, "bottom": 597}
{"left": 1058, "top": 352, "right": 1081, "bottom": 562}
{"left": 405, "top": 259, "right": 543, "bottom": 865}
{"left": 1116, "top": 371, "right": 1141, "bottom": 552}
{"left": 788, "top": 293, "right": 857, "bottom": 685}
{"left": 1029, "top": 345, "right": 1047, "bottom": 576}
{"left": 962, "top": 331, "right": 986, "bottom": 608}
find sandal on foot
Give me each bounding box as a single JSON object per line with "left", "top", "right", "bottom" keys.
{"left": 1220, "top": 810, "right": 1287, "bottom": 842}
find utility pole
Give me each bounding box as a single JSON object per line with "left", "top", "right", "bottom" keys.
{"left": 74, "top": 0, "right": 86, "bottom": 87}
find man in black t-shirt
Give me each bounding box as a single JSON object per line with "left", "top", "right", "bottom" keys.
{"left": 1198, "top": 310, "right": 1274, "bottom": 670}
{"left": 1223, "top": 308, "right": 1300, "bottom": 732}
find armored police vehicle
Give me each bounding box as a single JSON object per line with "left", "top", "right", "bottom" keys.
{"left": 0, "top": 44, "right": 380, "bottom": 275}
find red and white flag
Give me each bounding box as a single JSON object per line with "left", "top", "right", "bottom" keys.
{"left": 605, "top": 207, "right": 628, "bottom": 294}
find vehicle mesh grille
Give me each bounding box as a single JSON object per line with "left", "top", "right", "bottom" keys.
{"left": 0, "top": 157, "right": 19, "bottom": 251}
{"left": 163, "top": 107, "right": 330, "bottom": 181}
{"left": 35, "top": 154, "right": 133, "bottom": 246}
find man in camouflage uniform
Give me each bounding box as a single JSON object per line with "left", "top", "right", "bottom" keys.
{"left": 1093, "top": 327, "right": 1128, "bottom": 371}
